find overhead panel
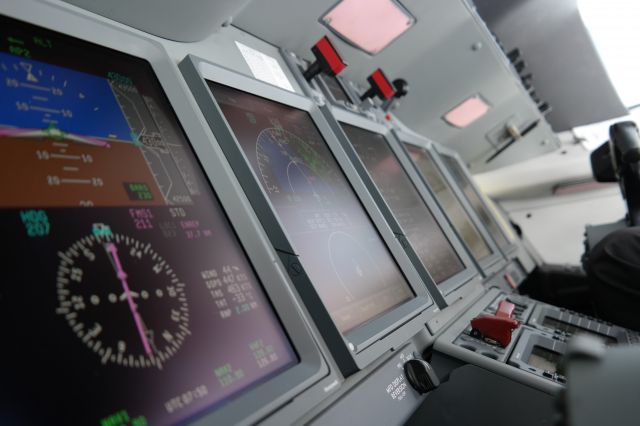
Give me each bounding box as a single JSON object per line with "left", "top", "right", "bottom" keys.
{"left": 473, "top": 0, "right": 628, "bottom": 131}
{"left": 235, "top": 0, "right": 560, "bottom": 172}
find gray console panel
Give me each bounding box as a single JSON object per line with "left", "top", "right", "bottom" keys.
{"left": 508, "top": 328, "right": 568, "bottom": 385}
{"left": 311, "top": 342, "right": 427, "bottom": 426}
{"left": 435, "top": 289, "right": 561, "bottom": 394}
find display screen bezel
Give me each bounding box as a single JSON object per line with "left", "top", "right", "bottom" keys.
{"left": 427, "top": 143, "right": 507, "bottom": 274}
{"left": 180, "top": 54, "right": 432, "bottom": 373}
{"left": 528, "top": 345, "right": 563, "bottom": 373}
{"left": 0, "top": 7, "right": 330, "bottom": 425}
{"left": 395, "top": 131, "right": 503, "bottom": 276}
{"left": 401, "top": 140, "right": 494, "bottom": 262}
{"left": 330, "top": 109, "right": 479, "bottom": 299}
{"left": 436, "top": 147, "right": 518, "bottom": 256}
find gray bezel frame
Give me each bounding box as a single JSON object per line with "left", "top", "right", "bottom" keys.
{"left": 179, "top": 54, "right": 433, "bottom": 377}
{"left": 0, "top": 3, "right": 333, "bottom": 425}
{"left": 434, "top": 144, "right": 520, "bottom": 259}
{"left": 400, "top": 135, "right": 506, "bottom": 276}
{"left": 508, "top": 328, "right": 567, "bottom": 383}
{"left": 326, "top": 107, "right": 481, "bottom": 304}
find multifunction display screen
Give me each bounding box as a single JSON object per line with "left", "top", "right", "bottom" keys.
{"left": 0, "top": 15, "right": 296, "bottom": 425}
{"left": 209, "top": 83, "right": 414, "bottom": 333}
{"left": 404, "top": 144, "right": 492, "bottom": 262}
{"left": 528, "top": 346, "right": 562, "bottom": 373}
{"left": 341, "top": 124, "right": 464, "bottom": 284}
{"left": 441, "top": 155, "right": 510, "bottom": 249}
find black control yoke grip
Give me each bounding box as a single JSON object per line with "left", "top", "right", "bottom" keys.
{"left": 610, "top": 121, "right": 640, "bottom": 164}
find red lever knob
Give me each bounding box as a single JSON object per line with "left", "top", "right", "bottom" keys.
{"left": 496, "top": 300, "right": 515, "bottom": 318}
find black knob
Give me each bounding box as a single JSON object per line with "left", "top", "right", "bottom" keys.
{"left": 392, "top": 79, "right": 409, "bottom": 98}
{"left": 404, "top": 358, "right": 440, "bottom": 394}
{"left": 514, "top": 59, "right": 527, "bottom": 73}
{"left": 507, "top": 48, "right": 521, "bottom": 62}
{"left": 538, "top": 102, "right": 551, "bottom": 114}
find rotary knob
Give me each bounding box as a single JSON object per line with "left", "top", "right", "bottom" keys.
{"left": 404, "top": 358, "right": 440, "bottom": 394}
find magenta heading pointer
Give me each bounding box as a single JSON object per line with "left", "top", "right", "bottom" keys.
{"left": 105, "top": 242, "right": 153, "bottom": 357}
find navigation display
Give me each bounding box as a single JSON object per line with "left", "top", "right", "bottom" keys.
{"left": 528, "top": 346, "right": 562, "bottom": 373}
{"left": 0, "top": 15, "right": 296, "bottom": 425}
{"left": 319, "top": 74, "right": 352, "bottom": 104}
{"left": 341, "top": 124, "right": 465, "bottom": 284}
{"left": 441, "top": 155, "right": 510, "bottom": 248}
{"left": 404, "top": 144, "right": 493, "bottom": 262}
{"left": 209, "top": 83, "right": 414, "bottom": 333}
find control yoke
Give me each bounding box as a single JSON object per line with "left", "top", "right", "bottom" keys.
{"left": 591, "top": 121, "right": 640, "bottom": 225}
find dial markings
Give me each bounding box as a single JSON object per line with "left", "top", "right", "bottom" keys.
{"left": 56, "top": 233, "right": 189, "bottom": 369}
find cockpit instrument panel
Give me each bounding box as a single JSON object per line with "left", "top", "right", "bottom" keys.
{"left": 340, "top": 123, "right": 465, "bottom": 284}
{"left": 0, "top": 14, "right": 300, "bottom": 425}
{"left": 403, "top": 144, "right": 493, "bottom": 262}
{"left": 440, "top": 154, "right": 510, "bottom": 249}
{"left": 209, "top": 83, "right": 415, "bottom": 334}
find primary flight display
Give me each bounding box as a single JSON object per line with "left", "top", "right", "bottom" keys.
{"left": 0, "top": 14, "right": 297, "bottom": 425}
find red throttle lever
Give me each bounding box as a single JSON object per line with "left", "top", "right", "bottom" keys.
{"left": 470, "top": 300, "right": 520, "bottom": 348}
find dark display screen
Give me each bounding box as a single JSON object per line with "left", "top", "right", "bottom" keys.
{"left": 319, "top": 74, "right": 352, "bottom": 104}
{"left": 0, "top": 15, "right": 297, "bottom": 425}
{"left": 528, "top": 346, "right": 562, "bottom": 373}
{"left": 441, "top": 155, "right": 510, "bottom": 249}
{"left": 404, "top": 144, "right": 493, "bottom": 262}
{"left": 209, "top": 83, "right": 414, "bottom": 333}
{"left": 341, "top": 124, "right": 465, "bottom": 284}
{"left": 542, "top": 317, "right": 617, "bottom": 345}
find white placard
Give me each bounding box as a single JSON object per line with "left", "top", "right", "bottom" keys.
{"left": 235, "top": 41, "right": 295, "bottom": 92}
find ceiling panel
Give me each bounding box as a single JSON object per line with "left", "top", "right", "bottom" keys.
{"left": 235, "top": 0, "right": 559, "bottom": 171}
{"left": 473, "top": 0, "right": 628, "bottom": 131}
